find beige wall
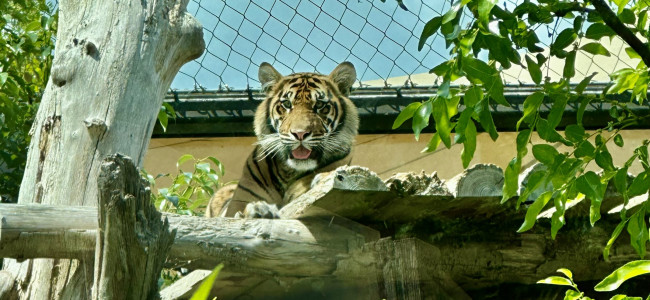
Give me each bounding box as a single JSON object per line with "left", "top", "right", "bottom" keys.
{"left": 144, "top": 130, "right": 649, "bottom": 185}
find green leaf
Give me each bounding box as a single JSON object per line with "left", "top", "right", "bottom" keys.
{"left": 627, "top": 207, "right": 649, "bottom": 258}
{"left": 604, "top": 219, "right": 628, "bottom": 261}
{"left": 575, "top": 141, "right": 596, "bottom": 159}
{"left": 502, "top": 157, "right": 521, "bottom": 203}
{"left": 580, "top": 43, "right": 610, "bottom": 56}
{"left": 594, "top": 260, "right": 650, "bottom": 291}
{"left": 638, "top": 9, "right": 648, "bottom": 32}
{"left": 576, "top": 74, "right": 597, "bottom": 94}
{"left": 573, "top": 15, "right": 584, "bottom": 32}
{"left": 564, "top": 289, "right": 583, "bottom": 300}
{"left": 619, "top": 8, "right": 636, "bottom": 24}
{"left": 576, "top": 171, "right": 606, "bottom": 226}
{"left": 177, "top": 154, "right": 196, "bottom": 168}
{"left": 455, "top": 109, "right": 473, "bottom": 144}
{"left": 459, "top": 29, "right": 478, "bottom": 56}
{"left": 536, "top": 275, "right": 574, "bottom": 287}
{"left": 206, "top": 156, "right": 225, "bottom": 175}
{"left": 585, "top": 23, "right": 616, "bottom": 40}
{"left": 596, "top": 148, "right": 615, "bottom": 171}
{"left": 552, "top": 28, "right": 577, "bottom": 53}
{"left": 614, "top": 134, "right": 625, "bottom": 147}
{"left": 614, "top": 167, "right": 629, "bottom": 198}
{"left": 548, "top": 96, "right": 568, "bottom": 129}
{"left": 442, "top": 0, "right": 464, "bottom": 24}
{"left": 431, "top": 97, "right": 452, "bottom": 148}
{"left": 525, "top": 55, "right": 542, "bottom": 84}
{"left": 477, "top": 0, "right": 497, "bottom": 31}
{"left": 537, "top": 118, "right": 564, "bottom": 143}
{"left": 0, "top": 72, "right": 7, "bottom": 87}
{"left": 516, "top": 129, "right": 532, "bottom": 159}
{"left": 413, "top": 101, "right": 433, "bottom": 141}
{"left": 565, "top": 124, "right": 586, "bottom": 143}
{"left": 533, "top": 144, "right": 559, "bottom": 165}
{"left": 576, "top": 96, "right": 592, "bottom": 126}
{"left": 393, "top": 102, "right": 422, "bottom": 129}
{"left": 421, "top": 132, "right": 442, "bottom": 153}
{"left": 556, "top": 268, "right": 573, "bottom": 280}
{"left": 196, "top": 162, "right": 211, "bottom": 174}
{"left": 563, "top": 50, "right": 576, "bottom": 79}
{"left": 518, "top": 191, "right": 553, "bottom": 232}
{"left": 430, "top": 60, "right": 453, "bottom": 76}
{"left": 464, "top": 86, "right": 483, "bottom": 108}
{"left": 418, "top": 16, "right": 442, "bottom": 51}
{"left": 476, "top": 99, "right": 499, "bottom": 141}
{"left": 517, "top": 92, "right": 544, "bottom": 130}
{"left": 190, "top": 264, "right": 224, "bottom": 300}
{"left": 158, "top": 107, "right": 169, "bottom": 132}
{"left": 461, "top": 120, "right": 476, "bottom": 168}
{"left": 628, "top": 171, "right": 650, "bottom": 197}
{"left": 462, "top": 57, "right": 508, "bottom": 106}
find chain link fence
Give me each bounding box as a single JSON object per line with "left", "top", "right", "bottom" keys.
{"left": 171, "top": 0, "right": 638, "bottom": 92}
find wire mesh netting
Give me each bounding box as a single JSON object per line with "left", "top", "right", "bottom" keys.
{"left": 172, "top": 0, "right": 639, "bottom": 92}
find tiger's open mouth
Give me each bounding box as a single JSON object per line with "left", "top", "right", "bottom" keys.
{"left": 291, "top": 146, "right": 312, "bottom": 160}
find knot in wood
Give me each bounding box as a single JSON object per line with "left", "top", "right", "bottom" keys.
{"left": 84, "top": 118, "right": 108, "bottom": 136}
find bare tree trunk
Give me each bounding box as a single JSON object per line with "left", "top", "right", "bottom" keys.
{"left": 92, "top": 155, "right": 175, "bottom": 299}
{"left": 1, "top": 0, "right": 203, "bottom": 298}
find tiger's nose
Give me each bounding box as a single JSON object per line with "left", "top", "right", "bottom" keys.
{"left": 291, "top": 130, "right": 310, "bottom": 140}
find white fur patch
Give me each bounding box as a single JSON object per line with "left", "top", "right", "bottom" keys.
{"left": 287, "top": 158, "right": 318, "bottom": 171}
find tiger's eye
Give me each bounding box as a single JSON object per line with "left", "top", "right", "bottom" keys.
{"left": 281, "top": 100, "right": 292, "bottom": 109}
{"left": 320, "top": 105, "right": 330, "bottom": 114}
{"left": 314, "top": 101, "right": 326, "bottom": 109}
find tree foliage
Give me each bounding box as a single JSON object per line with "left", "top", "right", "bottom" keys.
{"left": 396, "top": 0, "right": 650, "bottom": 269}
{"left": 142, "top": 154, "right": 226, "bottom": 216}
{"left": 0, "top": 0, "right": 56, "bottom": 202}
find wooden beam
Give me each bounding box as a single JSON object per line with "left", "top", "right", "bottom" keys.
{"left": 0, "top": 204, "right": 96, "bottom": 259}
{"left": 0, "top": 204, "right": 379, "bottom": 278}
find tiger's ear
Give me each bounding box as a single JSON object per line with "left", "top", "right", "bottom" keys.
{"left": 259, "top": 62, "right": 283, "bottom": 92}
{"left": 329, "top": 62, "right": 356, "bottom": 95}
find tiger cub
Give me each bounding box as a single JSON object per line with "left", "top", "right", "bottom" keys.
{"left": 206, "top": 62, "right": 358, "bottom": 218}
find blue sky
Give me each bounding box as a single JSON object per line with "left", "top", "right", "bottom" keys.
{"left": 172, "top": 0, "right": 453, "bottom": 90}
{"left": 170, "top": 0, "right": 610, "bottom": 91}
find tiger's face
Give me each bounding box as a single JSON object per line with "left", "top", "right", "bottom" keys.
{"left": 254, "top": 62, "right": 358, "bottom": 172}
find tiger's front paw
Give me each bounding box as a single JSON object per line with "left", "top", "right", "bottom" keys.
{"left": 241, "top": 201, "right": 280, "bottom": 219}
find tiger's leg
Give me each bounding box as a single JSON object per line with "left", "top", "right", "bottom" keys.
{"left": 242, "top": 201, "right": 280, "bottom": 219}
{"left": 205, "top": 183, "right": 237, "bottom": 218}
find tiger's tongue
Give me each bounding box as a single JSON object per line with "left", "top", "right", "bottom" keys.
{"left": 292, "top": 146, "right": 311, "bottom": 159}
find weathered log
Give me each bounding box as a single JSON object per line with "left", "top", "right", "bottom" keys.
{"left": 279, "top": 166, "right": 515, "bottom": 223}
{"left": 3, "top": 0, "right": 204, "bottom": 297}
{"left": 385, "top": 171, "right": 451, "bottom": 196}
{"left": 0, "top": 204, "right": 641, "bottom": 296}
{"left": 0, "top": 205, "right": 379, "bottom": 277}
{"left": 374, "top": 238, "right": 471, "bottom": 300}
{"left": 280, "top": 166, "right": 390, "bottom": 220}
{"left": 0, "top": 205, "right": 96, "bottom": 259}
{"left": 446, "top": 164, "right": 504, "bottom": 197}
{"left": 431, "top": 222, "right": 640, "bottom": 292}
{"left": 92, "top": 155, "right": 176, "bottom": 299}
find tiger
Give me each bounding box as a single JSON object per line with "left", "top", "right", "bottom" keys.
{"left": 206, "top": 62, "right": 359, "bottom": 218}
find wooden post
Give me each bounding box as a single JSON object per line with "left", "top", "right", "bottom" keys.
{"left": 2, "top": 0, "right": 204, "bottom": 298}
{"left": 92, "top": 155, "right": 175, "bottom": 299}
